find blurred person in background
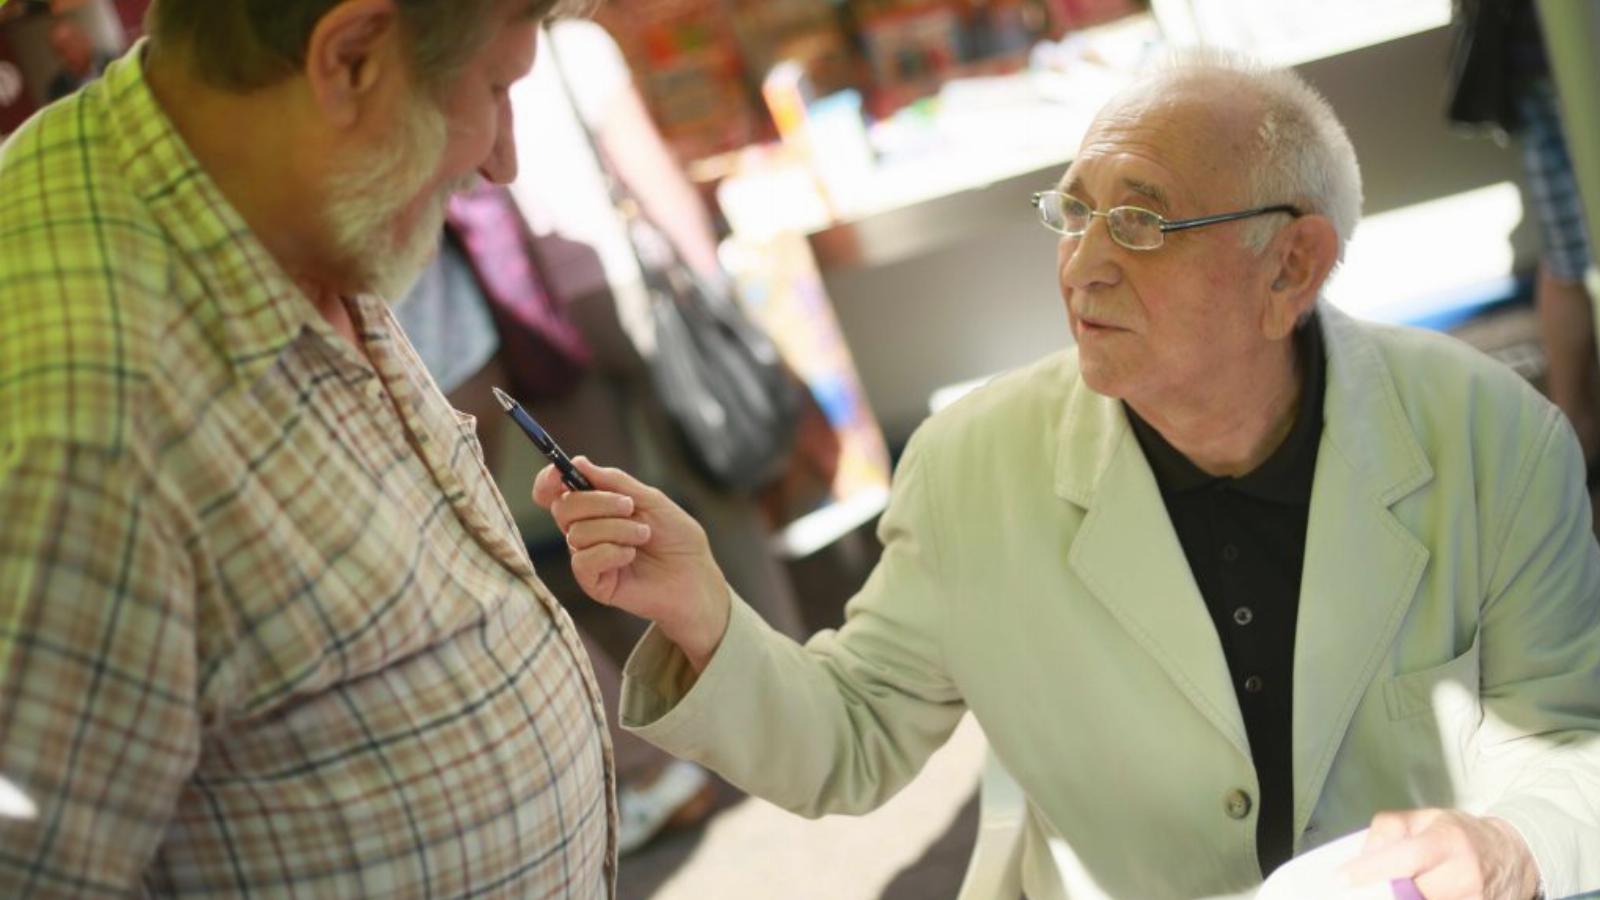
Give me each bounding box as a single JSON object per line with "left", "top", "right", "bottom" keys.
{"left": 533, "top": 51, "right": 1600, "bottom": 899}
{"left": 1449, "top": 0, "right": 1600, "bottom": 481}
{"left": 503, "top": 21, "right": 807, "bottom": 680}
{"left": 0, "top": 0, "right": 619, "bottom": 894}
{"left": 505, "top": 18, "right": 813, "bottom": 851}
{"left": 45, "top": 16, "right": 111, "bottom": 100}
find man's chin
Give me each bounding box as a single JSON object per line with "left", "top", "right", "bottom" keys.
{"left": 1076, "top": 360, "right": 1129, "bottom": 401}
{"left": 366, "top": 248, "right": 439, "bottom": 302}
{"left": 362, "top": 209, "right": 449, "bottom": 300}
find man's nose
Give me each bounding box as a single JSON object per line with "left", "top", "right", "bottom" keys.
{"left": 477, "top": 100, "right": 519, "bottom": 185}
{"left": 1060, "top": 217, "right": 1120, "bottom": 292}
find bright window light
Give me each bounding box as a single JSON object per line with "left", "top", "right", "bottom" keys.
{"left": 0, "top": 775, "right": 37, "bottom": 821}
{"left": 1327, "top": 182, "right": 1523, "bottom": 327}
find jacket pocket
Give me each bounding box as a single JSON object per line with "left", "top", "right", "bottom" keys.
{"left": 1384, "top": 629, "right": 1482, "bottom": 721}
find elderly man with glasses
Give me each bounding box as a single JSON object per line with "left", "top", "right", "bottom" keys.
{"left": 531, "top": 52, "right": 1600, "bottom": 899}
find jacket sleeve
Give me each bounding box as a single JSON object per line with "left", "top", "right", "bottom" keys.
{"left": 620, "top": 428, "right": 966, "bottom": 817}
{"left": 1473, "top": 408, "right": 1600, "bottom": 898}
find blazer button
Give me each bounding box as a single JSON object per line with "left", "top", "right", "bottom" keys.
{"left": 1224, "top": 789, "right": 1253, "bottom": 820}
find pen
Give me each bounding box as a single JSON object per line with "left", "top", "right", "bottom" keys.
{"left": 492, "top": 386, "right": 593, "bottom": 492}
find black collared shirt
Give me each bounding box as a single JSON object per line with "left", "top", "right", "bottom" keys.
{"left": 1125, "top": 318, "right": 1325, "bottom": 877}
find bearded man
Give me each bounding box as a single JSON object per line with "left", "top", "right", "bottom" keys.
{"left": 0, "top": 1, "right": 615, "bottom": 896}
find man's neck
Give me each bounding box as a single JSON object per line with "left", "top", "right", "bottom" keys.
{"left": 142, "top": 47, "right": 353, "bottom": 338}
{"left": 1127, "top": 337, "right": 1304, "bottom": 478}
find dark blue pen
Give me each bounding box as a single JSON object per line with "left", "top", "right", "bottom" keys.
{"left": 492, "top": 387, "right": 593, "bottom": 491}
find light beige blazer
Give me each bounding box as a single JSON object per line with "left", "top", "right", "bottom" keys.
{"left": 622, "top": 305, "right": 1600, "bottom": 899}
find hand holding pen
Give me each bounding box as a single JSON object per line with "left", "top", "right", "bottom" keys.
{"left": 500, "top": 386, "right": 732, "bottom": 672}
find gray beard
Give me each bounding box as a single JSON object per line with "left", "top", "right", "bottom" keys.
{"left": 321, "top": 100, "right": 453, "bottom": 301}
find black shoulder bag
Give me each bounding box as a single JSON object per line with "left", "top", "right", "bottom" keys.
{"left": 547, "top": 29, "right": 802, "bottom": 492}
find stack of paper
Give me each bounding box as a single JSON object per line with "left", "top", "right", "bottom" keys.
{"left": 1256, "top": 830, "right": 1415, "bottom": 900}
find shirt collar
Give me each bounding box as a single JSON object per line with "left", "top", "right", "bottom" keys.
{"left": 1127, "top": 314, "right": 1326, "bottom": 504}
{"left": 104, "top": 42, "right": 365, "bottom": 384}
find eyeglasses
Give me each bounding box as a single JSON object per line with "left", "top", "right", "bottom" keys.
{"left": 1030, "top": 191, "right": 1301, "bottom": 251}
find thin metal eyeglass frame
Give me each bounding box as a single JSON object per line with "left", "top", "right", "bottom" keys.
{"left": 1029, "top": 190, "right": 1302, "bottom": 250}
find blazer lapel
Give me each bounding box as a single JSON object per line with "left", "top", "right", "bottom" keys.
{"left": 1291, "top": 307, "right": 1432, "bottom": 837}
{"left": 1057, "top": 373, "right": 1251, "bottom": 761}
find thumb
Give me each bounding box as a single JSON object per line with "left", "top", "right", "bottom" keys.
{"left": 1362, "top": 811, "right": 1421, "bottom": 854}
{"left": 1342, "top": 812, "right": 1435, "bottom": 886}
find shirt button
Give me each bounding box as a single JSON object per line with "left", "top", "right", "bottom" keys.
{"left": 1224, "top": 789, "right": 1253, "bottom": 820}
{"left": 1221, "top": 544, "right": 1240, "bottom": 563}
{"left": 1244, "top": 675, "right": 1264, "bottom": 693}
{"left": 1232, "top": 606, "right": 1254, "bottom": 626}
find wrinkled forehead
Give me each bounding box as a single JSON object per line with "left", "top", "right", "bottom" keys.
{"left": 1067, "top": 75, "right": 1263, "bottom": 208}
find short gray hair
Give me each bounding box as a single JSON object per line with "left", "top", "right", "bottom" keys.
{"left": 1145, "top": 49, "right": 1363, "bottom": 262}
{"left": 147, "top": 0, "right": 590, "bottom": 93}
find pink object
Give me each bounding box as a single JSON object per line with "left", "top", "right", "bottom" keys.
{"left": 1390, "top": 878, "right": 1425, "bottom": 900}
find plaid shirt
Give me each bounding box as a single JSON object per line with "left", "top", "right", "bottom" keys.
{"left": 0, "top": 45, "right": 614, "bottom": 898}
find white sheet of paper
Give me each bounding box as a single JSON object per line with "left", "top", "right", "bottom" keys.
{"left": 1256, "top": 829, "right": 1397, "bottom": 900}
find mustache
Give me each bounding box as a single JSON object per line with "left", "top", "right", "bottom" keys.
{"left": 1072, "top": 307, "right": 1119, "bottom": 326}
{"left": 445, "top": 173, "right": 484, "bottom": 198}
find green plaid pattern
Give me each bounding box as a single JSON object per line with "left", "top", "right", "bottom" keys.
{"left": 0, "top": 45, "right": 615, "bottom": 897}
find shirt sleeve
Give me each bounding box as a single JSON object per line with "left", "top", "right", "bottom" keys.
{"left": 0, "top": 436, "right": 200, "bottom": 896}
{"left": 1472, "top": 409, "right": 1600, "bottom": 897}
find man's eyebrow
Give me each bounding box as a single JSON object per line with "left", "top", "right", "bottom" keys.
{"left": 1123, "top": 178, "right": 1170, "bottom": 211}
{"left": 1055, "top": 175, "right": 1171, "bottom": 211}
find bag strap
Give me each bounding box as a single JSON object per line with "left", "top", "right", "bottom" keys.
{"left": 543, "top": 26, "right": 692, "bottom": 285}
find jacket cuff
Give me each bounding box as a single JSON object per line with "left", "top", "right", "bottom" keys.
{"left": 1484, "top": 799, "right": 1563, "bottom": 899}
{"left": 619, "top": 587, "right": 757, "bottom": 746}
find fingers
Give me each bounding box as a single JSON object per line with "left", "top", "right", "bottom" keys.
{"left": 570, "top": 542, "right": 636, "bottom": 602}
{"left": 531, "top": 457, "right": 661, "bottom": 514}
{"left": 1343, "top": 810, "right": 1447, "bottom": 888}
{"left": 1362, "top": 809, "right": 1422, "bottom": 854}
{"left": 1344, "top": 839, "right": 1439, "bottom": 888}
{"left": 533, "top": 464, "right": 636, "bottom": 531}
{"left": 531, "top": 463, "right": 570, "bottom": 508}
{"left": 565, "top": 517, "right": 651, "bottom": 552}
{"left": 571, "top": 457, "right": 670, "bottom": 508}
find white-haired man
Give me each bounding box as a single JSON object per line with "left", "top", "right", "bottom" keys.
{"left": 532, "top": 55, "right": 1600, "bottom": 898}
{"left": 0, "top": 0, "right": 617, "bottom": 895}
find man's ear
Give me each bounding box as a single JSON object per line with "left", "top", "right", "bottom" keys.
{"left": 304, "top": 0, "right": 402, "bottom": 130}
{"left": 1262, "top": 213, "right": 1338, "bottom": 340}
